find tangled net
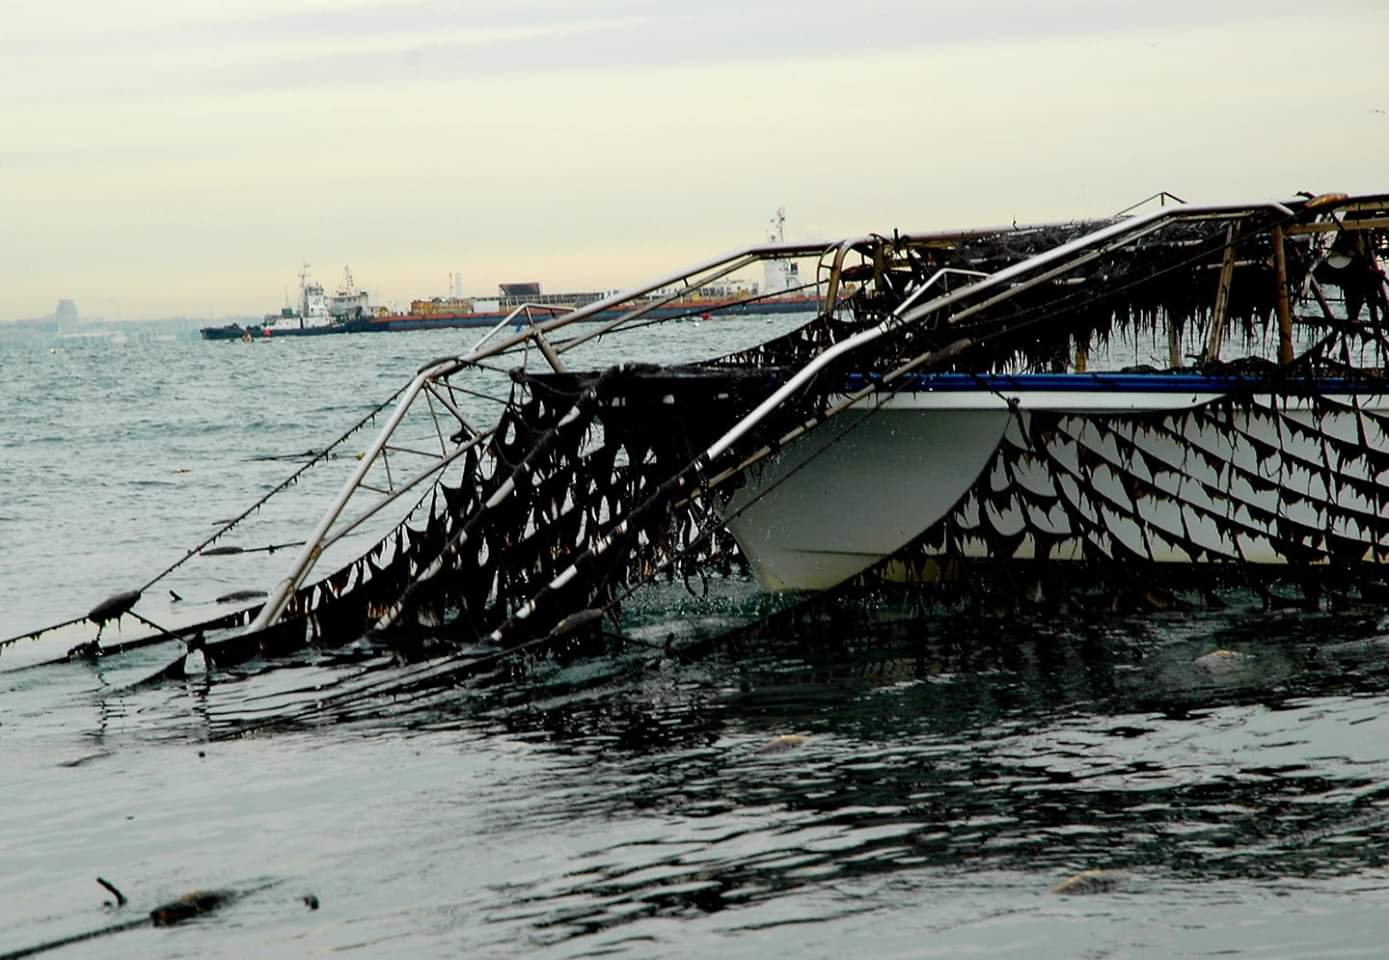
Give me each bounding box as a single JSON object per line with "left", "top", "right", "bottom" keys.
{"left": 9, "top": 194, "right": 1389, "bottom": 717}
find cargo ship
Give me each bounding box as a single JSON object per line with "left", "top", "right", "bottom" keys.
{"left": 201, "top": 213, "right": 820, "bottom": 341}
{"left": 201, "top": 288, "right": 819, "bottom": 341}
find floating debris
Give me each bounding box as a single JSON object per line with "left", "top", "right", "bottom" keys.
{"left": 96, "top": 877, "right": 127, "bottom": 908}
{"left": 86, "top": 590, "right": 140, "bottom": 629}
{"left": 1053, "top": 869, "right": 1126, "bottom": 895}
{"left": 149, "top": 889, "right": 235, "bottom": 926}
{"left": 58, "top": 752, "right": 113, "bottom": 769}
{"left": 757, "top": 734, "right": 811, "bottom": 753}
{"left": 215, "top": 589, "right": 267, "bottom": 604}
{"left": 1194, "top": 649, "right": 1250, "bottom": 672}
{"left": 0, "top": 880, "right": 277, "bottom": 960}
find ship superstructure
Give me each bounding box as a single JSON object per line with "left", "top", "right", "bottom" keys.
{"left": 262, "top": 265, "right": 349, "bottom": 331}
{"left": 327, "top": 266, "right": 370, "bottom": 320}
{"left": 762, "top": 208, "right": 801, "bottom": 295}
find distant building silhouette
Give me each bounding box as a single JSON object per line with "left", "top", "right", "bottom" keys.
{"left": 53, "top": 298, "right": 78, "bottom": 325}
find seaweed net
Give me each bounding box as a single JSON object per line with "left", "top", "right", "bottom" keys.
{"left": 20, "top": 199, "right": 1389, "bottom": 708}
{"left": 888, "top": 391, "right": 1389, "bottom": 612}
{"left": 157, "top": 363, "right": 787, "bottom": 681}
{"left": 712, "top": 212, "right": 1328, "bottom": 377}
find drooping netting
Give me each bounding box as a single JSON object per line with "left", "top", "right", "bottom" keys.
{"left": 886, "top": 390, "right": 1389, "bottom": 613}
{"left": 149, "top": 361, "right": 794, "bottom": 679}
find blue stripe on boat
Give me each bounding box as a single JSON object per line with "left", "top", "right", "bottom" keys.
{"left": 842, "top": 373, "right": 1389, "bottom": 395}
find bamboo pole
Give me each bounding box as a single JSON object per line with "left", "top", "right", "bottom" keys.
{"left": 821, "top": 240, "right": 853, "bottom": 315}
{"left": 1204, "top": 224, "right": 1239, "bottom": 362}
{"left": 1284, "top": 215, "right": 1389, "bottom": 236}
{"left": 1273, "top": 225, "right": 1294, "bottom": 365}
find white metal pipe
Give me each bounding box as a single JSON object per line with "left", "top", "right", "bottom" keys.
{"left": 424, "top": 383, "right": 476, "bottom": 440}
{"left": 706, "top": 201, "right": 1293, "bottom": 463}
{"left": 898, "top": 201, "right": 1290, "bottom": 327}
{"left": 886, "top": 267, "right": 989, "bottom": 320}
{"left": 451, "top": 250, "right": 804, "bottom": 368}
{"left": 320, "top": 433, "right": 490, "bottom": 553}
{"left": 436, "top": 223, "right": 1091, "bottom": 372}
{"left": 425, "top": 222, "right": 1111, "bottom": 378}
{"left": 467, "top": 303, "right": 547, "bottom": 353}
{"left": 247, "top": 362, "right": 451, "bottom": 631}
{"left": 553, "top": 255, "right": 760, "bottom": 356}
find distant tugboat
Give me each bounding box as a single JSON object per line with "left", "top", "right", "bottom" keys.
{"left": 203, "top": 265, "right": 371, "bottom": 341}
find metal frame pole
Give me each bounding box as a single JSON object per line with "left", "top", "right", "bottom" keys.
{"left": 246, "top": 362, "right": 451, "bottom": 631}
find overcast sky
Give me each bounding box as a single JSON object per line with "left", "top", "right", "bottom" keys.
{"left": 2, "top": 0, "right": 1386, "bottom": 321}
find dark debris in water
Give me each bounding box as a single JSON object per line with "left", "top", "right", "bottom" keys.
{"left": 0, "top": 879, "right": 283, "bottom": 960}
{"left": 24, "top": 582, "right": 1389, "bottom": 953}
{"left": 14, "top": 203, "right": 1389, "bottom": 953}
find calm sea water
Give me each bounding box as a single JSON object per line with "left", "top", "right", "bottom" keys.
{"left": 4, "top": 321, "right": 1389, "bottom": 958}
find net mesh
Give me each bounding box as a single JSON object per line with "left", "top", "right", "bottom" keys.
{"left": 23, "top": 199, "right": 1389, "bottom": 681}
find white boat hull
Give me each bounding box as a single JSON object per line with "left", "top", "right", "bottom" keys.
{"left": 718, "top": 377, "right": 1389, "bottom": 591}
{"left": 718, "top": 406, "right": 1011, "bottom": 589}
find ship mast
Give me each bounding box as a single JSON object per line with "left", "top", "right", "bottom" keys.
{"left": 764, "top": 208, "right": 789, "bottom": 294}
{"left": 299, "top": 263, "right": 311, "bottom": 318}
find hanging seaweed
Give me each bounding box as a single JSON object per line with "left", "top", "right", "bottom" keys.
{"left": 14, "top": 193, "right": 1389, "bottom": 699}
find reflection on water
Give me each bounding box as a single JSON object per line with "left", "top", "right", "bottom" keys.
{"left": 33, "top": 589, "right": 1385, "bottom": 956}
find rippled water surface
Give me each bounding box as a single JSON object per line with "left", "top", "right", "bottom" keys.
{"left": 4, "top": 323, "right": 1389, "bottom": 958}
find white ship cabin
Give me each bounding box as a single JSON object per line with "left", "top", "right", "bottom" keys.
{"left": 328, "top": 266, "right": 371, "bottom": 321}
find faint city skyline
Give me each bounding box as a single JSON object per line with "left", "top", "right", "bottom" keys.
{"left": 3, "top": 0, "right": 1387, "bottom": 321}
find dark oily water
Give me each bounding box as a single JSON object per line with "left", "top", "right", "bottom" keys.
{"left": 7, "top": 601, "right": 1389, "bottom": 958}
{"left": 4, "top": 329, "right": 1389, "bottom": 958}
